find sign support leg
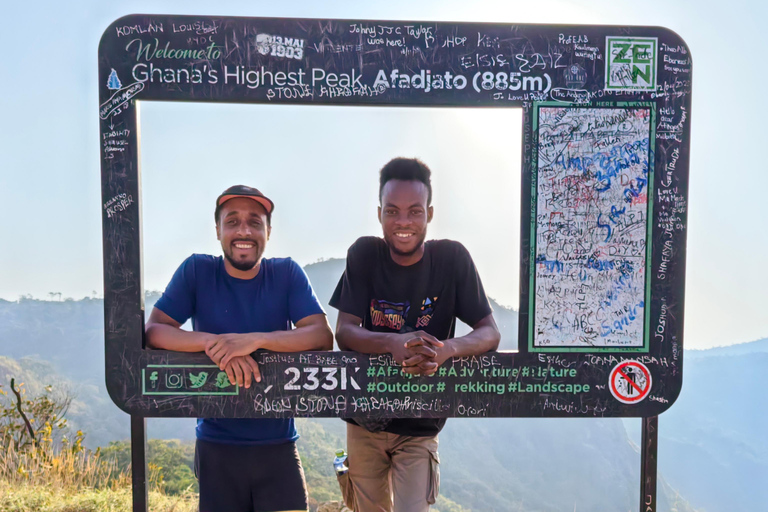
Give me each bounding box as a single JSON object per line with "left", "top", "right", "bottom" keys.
{"left": 131, "top": 415, "right": 148, "bottom": 512}
{"left": 640, "top": 415, "right": 658, "bottom": 512}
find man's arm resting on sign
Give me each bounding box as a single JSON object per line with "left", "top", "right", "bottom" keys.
{"left": 414, "top": 314, "right": 500, "bottom": 376}
{"left": 145, "top": 307, "right": 260, "bottom": 388}
{"left": 205, "top": 313, "right": 333, "bottom": 368}
{"left": 145, "top": 307, "right": 214, "bottom": 352}
{"left": 335, "top": 311, "right": 443, "bottom": 365}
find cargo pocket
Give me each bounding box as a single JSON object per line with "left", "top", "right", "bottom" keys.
{"left": 427, "top": 449, "right": 440, "bottom": 505}
{"left": 337, "top": 470, "right": 357, "bottom": 510}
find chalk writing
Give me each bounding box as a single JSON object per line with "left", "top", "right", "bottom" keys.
{"left": 115, "top": 22, "right": 163, "bottom": 37}
{"left": 352, "top": 396, "right": 450, "bottom": 414}
{"left": 317, "top": 83, "right": 383, "bottom": 98}
{"left": 102, "top": 129, "right": 130, "bottom": 158}
{"left": 348, "top": 23, "right": 435, "bottom": 48}
{"left": 99, "top": 82, "right": 144, "bottom": 119}
{"left": 266, "top": 85, "right": 314, "bottom": 101}
{"left": 574, "top": 44, "right": 602, "bottom": 61}
{"left": 172, "top": 20, "right": 218, "bottom": 36}
{"left": 104, "top": 193, "right": 134, "bottom": 218}
{"left": 460, "top": 51, "right": 566, "bottom": 72}
{"left": 441, "top": 35, "right": 467, "bottom": 48}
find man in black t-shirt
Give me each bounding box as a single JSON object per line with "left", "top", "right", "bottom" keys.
{"left": 330, "top": 157, "right": 500, "bottom": 512}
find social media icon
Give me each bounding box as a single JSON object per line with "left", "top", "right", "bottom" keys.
{"left": 166, "top": 373, "right": 183, "bottom": 389}
{"left": 189, "top": 371, "right": 209, "bottom": 389}
{"left": 215, "top": 372, "right": 232, "bottom": 388}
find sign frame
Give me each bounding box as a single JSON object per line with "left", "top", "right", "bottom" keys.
{"left": 99, "top": 14, "right": 692, "bottom": 420}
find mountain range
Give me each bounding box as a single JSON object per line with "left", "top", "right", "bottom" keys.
{"left": 1, "top": 258, "right": 765, "bottom": 511}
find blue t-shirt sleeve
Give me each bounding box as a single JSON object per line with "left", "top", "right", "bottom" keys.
{"left": 287, "top": 258, "right": 325, "bottom": 325}
{"left": 154, "top": 255, "right": 197, "bottom": 325}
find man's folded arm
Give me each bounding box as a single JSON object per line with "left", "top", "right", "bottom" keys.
{"left": 145, "top": 307, "right": 214, "bottom": 352}
{"left": 335, "top": 311, "right": 400, "bottom": 354}
{"left": 445, "top": 313, "right": 501, "bottom": 357}
{"left": 334, "top": 312, "right": 440, "bottom": 368}
{"left": 146, "top": 308, "right": 332, "bottom": 387}
{"left": 411, "top": 314, "right": 500, "bottom": 376}
{"left": 205, "top": 313, "right": 333, "bottom": 368}
{"left": 257, "top": 313, "right": 334, "bottom": 352}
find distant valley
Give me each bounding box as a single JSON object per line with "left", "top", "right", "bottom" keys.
{"left": 1, "top": 258, "right": 765, "bottom": 511}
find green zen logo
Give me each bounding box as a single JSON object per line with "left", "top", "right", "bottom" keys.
{"left": 605, "top": 37, "right": 658, "bottom": 91}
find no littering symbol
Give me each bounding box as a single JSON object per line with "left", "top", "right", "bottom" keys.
{"left": 609, "top": 360, "right": 652, "bottom": 404}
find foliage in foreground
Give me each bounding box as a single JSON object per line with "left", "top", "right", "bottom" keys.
{"left": 0, "top": 381, "right": 466, "bottom": 511}
{"left": 0, "top": 380, "right": 125, "bottom": 491}
{"left": 0, "top": 482, "right": 197, "bottom": 512}
{"left": 0, "top": 379, "right": 185, "bottom": 511}
{"left": 100, "top": 440, "right": 197, "bottom": 496}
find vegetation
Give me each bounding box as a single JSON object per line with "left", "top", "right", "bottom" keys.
{"left": 0, "top": 378, "right": 463, "bottom": 511}
{"left": 0, "top": 379, "right": 119, "bottom": 489}
{"left": 0, "top": 379, "right": 195, "bottom": 512}
{"left": 3, "top": 291, "right": 722, "bottom": 511}
{"left": 0, "top": 484, "right": 197, "bottom": 512}
{"left": 100, "top": 440, "right": 197, "bottom": 496}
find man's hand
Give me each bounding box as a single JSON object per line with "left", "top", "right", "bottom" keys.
{"left": 223, "top": 355, "right": 261, "bottom": 388}
{"left": 411, "top": 343, "right": 454, "bottom": 376}
{"left": 395, "top": 331, "right": 444, "bottom": 376}
{"left": 206, "top": 333, "right": 259, "bottom": 368}
{"left": 389, "top": 330, "right": 441, "bottom": 362}
{"left": 403, "top": 314, "right": 499, "bottom": 376}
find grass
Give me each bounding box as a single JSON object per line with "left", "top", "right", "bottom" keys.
{"left": 0, "top": 412, "right": 197, "bottom": 512}
{"left": 0, "top": 384, "right": 464, "bottom": 511}
{"left": 0, "top": 437, "right": 197, "bottom": 512}
{"left": 0, "top": 482, "right": 197, "bottom": 512}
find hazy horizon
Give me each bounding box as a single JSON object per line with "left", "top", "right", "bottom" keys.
{"left": 2, "top": 0, "right": 767, "bottom": 350}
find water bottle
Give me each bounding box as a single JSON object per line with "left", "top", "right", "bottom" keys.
{"left": 333, "top": 449, "right": 348, "bottom": 475}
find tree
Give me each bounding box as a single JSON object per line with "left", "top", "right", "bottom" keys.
{"left": 0, "top": 378, "right": 71, "bottom": 451}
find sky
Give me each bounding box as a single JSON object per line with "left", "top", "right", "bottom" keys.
{"left": 0, "top": 0, "right": 766, "bottom": 350}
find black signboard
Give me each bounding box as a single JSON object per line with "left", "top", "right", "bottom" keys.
{"left": 99, "top": 15, "right": 691, "bottom": 420}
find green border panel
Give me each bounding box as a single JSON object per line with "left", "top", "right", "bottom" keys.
{"left": 529, "top": 101, "right": 656, "bottom": 354}
{"left": 142, "top": 366, "right": 240, "bottom": 396}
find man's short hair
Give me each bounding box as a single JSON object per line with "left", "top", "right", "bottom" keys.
{"left": 379, "top": 157, "right": 433, "bottom": 206}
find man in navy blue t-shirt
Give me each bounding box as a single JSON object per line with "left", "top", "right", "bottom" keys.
{"left": 146, "top": 185, "right": 332, "bottom": 512}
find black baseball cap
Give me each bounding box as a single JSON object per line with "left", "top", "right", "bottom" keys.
{"left": 215, "top": 185, "right": 274, "bottom": 217}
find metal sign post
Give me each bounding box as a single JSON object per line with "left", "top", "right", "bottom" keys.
{"left": 130, "top": 416, "right": 148, "bottom": 512}
{"left": 641, "top": 415, "right": 659, "bottom": 512}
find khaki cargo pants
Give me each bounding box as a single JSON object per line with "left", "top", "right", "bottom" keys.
{"left": 338, "top": 422, "right": 440, "bottom": 512}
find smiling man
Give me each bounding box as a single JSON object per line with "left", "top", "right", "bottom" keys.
{"left": 145, "top": 185, "right": 332, "bottom": 512}
{"left": 330, "top": 158, "right": 501, "bottom": 512}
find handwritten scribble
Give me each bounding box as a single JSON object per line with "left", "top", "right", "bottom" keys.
{"left": 534, "top": 106, "right": 652, "bottom": 348}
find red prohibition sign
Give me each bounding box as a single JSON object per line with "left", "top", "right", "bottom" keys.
{"left": 609, "top": 360, "right": 652, "bottom": 404}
